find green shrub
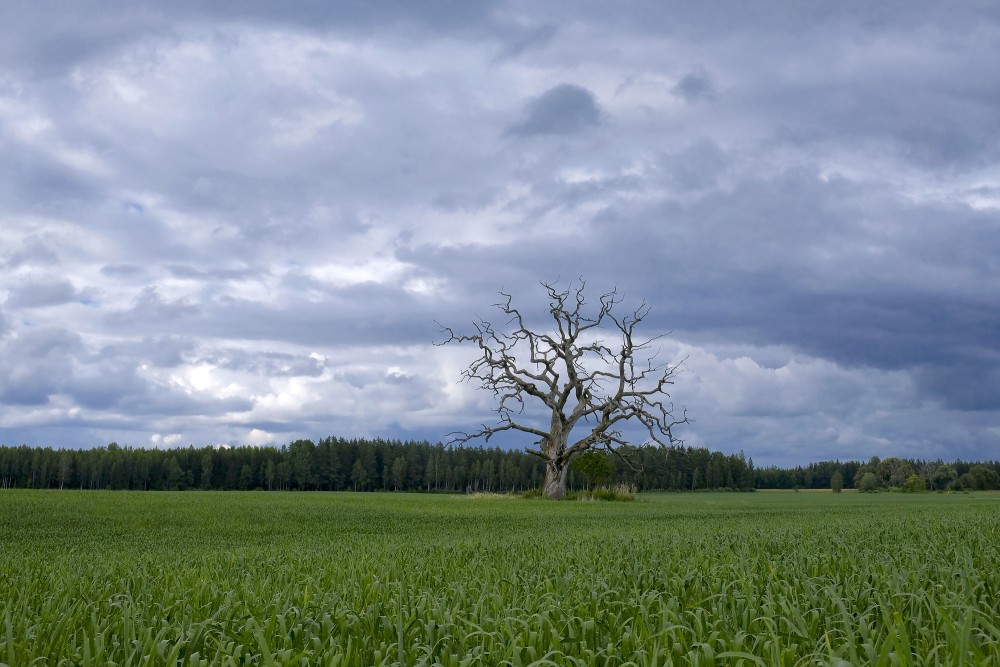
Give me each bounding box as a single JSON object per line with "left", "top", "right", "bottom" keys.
{"left": 900, "top": 473, "right": 927, "bottom": 493}
{"left": 831, "top": 470, "right": 844, "bottom": 493}
{"left": 857, "top": 472, "right": 880, "bottom": 493}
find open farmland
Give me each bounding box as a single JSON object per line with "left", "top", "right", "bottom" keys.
{"left": 1, "top": 491, "right": 998, "bottom": 665}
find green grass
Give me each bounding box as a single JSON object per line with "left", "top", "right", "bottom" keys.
{"left": 1, "top": 490, "right": 999, "bottom": 665}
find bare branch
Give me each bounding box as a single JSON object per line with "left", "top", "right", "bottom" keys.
{"left": 438, "top": 279, "right": 689, "bottom": 498}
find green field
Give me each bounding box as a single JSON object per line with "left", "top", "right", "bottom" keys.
{"left": 1, "top": 491, "right": 998, "bottom": 665}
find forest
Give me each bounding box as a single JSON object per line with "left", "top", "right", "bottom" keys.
{"left": 1, "top": 437, "right": 998, "bottom": 492}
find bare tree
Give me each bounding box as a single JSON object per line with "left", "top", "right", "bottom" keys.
{"left": 439, "top": 280, "right": 688, "bottom": 499}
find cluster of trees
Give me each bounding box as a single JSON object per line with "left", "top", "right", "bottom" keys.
{"left": 0, "top": 438, "right": 755, "bottom": 492}
{"left": 0, "top": 438, "right": 535, "bottom": 493}
{"left": 755, "top": 456, "right": 1000, "bottom": 492}
{"left": 850, "top": 456, "right": 1000, "bottom": 493}
{"left": 1, "top": 439, "right": 996, "bottom": 493}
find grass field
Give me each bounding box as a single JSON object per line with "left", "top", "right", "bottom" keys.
{"left": 1, "top": 490, "right": 999, "bottom": 665}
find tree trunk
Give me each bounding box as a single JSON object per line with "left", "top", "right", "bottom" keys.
{"left": 542, "top": 458, "right": 570, "bottom": 499}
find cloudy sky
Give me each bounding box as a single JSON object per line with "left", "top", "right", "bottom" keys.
{"left": 2, "top": 1, "right": 998, "bottom": 465}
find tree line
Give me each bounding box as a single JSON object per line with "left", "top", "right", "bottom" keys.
{"left": 754, "top": 456, "right": 1000, "bottom": 492}
{"left": 0, "top": 437, "right": 755, "bottom": 492}
{"left": 1, "top": 438, "right": 997, "bottom": 492}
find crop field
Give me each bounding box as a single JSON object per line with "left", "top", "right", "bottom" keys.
{"left": 1, "top": 491, "right": 999, "bottom": 666}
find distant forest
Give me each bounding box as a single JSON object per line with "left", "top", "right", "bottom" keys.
{"left": 1, "top": 437, "right": 998, "bottom": 492}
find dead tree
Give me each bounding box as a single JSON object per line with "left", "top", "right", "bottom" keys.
{"left": 439, "top": 280, "right": 688, "bottom": 499}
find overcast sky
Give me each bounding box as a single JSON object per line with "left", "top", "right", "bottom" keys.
{"left": 2, "top": 1, "right": 998, "bottom": 465}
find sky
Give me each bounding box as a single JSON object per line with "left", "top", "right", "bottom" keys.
{"left": 1, "top": 1, "right": 998, "bottom": 466}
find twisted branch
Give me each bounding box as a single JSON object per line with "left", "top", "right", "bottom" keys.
{"left": 437, "top": 280, "right": 689, "bottom": 465}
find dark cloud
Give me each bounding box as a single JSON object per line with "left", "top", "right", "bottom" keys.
{"left": 0, "top": 370, "right": 56, "bottom": 406}
{"left": 63, "top": 364, "right": 148, "bottom": 410}
{"left": 2, "top": 236, "right": 61, "bottom": 270}
{"left": 100, "top": 264, "right": 147, "bottom": 278}
{"left": 164, "top": 264, "right": 256, "bottom": 281}
{"left": 659, "top": 139, "right": 727, "bottom": 191}
{"left": 411, "top": 159, "right": 1000, "bottom": 427}
{"left": 774, "top": 294, "right": 1000, "bottom": 374}
{"left": 5, "top": 278, "right": 80, "bottom": 308}
{"left": 97, "top": 336, "right": 196, "bottom": 368}
{"left": 496, "top": 23, "right": 557, "bottom": 60}
{"left": 122, "top": 391, "right": 255, "bottom": 419}
{"left": 200, "top": 285, "right": 442, "bottom": 347}
{"left": 766, "top": 82, "right": 1000, "bottom": 172}
{"left": 0, "top": 0, "right": 496, "bottom": 75}
{"left": 506, "top": 84, "right": 603, "bottom": 137}
{"left": 917, "top": 363, "right": 1000, "bottom": 412}
{"left": 106, "top": 287, "right": 201, "bottom": 328}
{"left": 671, "top": 72, "right": 715, "bottom": 102}
{"left": 186, "top": 0, "right": 494, "bottom": 30}
{"left": 0, "top": 327, "right": 82, "bottom": 405}
{"left": 5, "top": 327, "right": 82, "bottom": 359}
{"left": 205, "top": 350, "right": 326, "bottom": 378}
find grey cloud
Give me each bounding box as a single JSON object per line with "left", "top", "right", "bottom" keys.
{"left": 101, "top": 264, "right": 147, "bottom": 278}
{"left": 0, "top": 329, "right": 154, "bottom": 414}
{"left": 144, "top": 338, "right": 196, "bottom": 368}
{"left": 121, "top": 391, "right": 254, "bottom": 418}
{"left": 106, "top": 287, "right": 201, "bottom": 328}
{"left": 0, "top": 3, "right": 161, "bottom": 76}
{"left": 0, "top": 125, "right": 105, "bottom": 210}
{"left": 431, "top": 186, "right": 508, "bottom": 213}
{"left": 5, "top": 278, "right": 80, "bottom": 309}
{"left": 2, "top": 236, "right": 60, "bottom": 270}
{"left": 0, "top": 369, "right": 57, "bottom": 406}
{"left": 0, "top": 0, "right": 497, "bottom": 75}
{"left": 5, "top": 327, "right": 83, "bottom": 359}
{"left": 537, "top": 1, "right": 1000, "bottom": 47}
{"left": 97, "top": 336, "right": 196, "bottom": 369}
{"left": 20, "top": 332, "right": 256, "bottom": 416}
{"left": 201, "top": 285, "right": 441, "bottom": 347}
{"left": 63, "top": 364, "right": 148, "bottom": 411}
{"left": 895, "top": 108, "right": 1000, "bottom": 171}
{"left": 672, "top": 72, "right": 715, "bottom": 102}
{"left": 496, "top": 23, "right": 557, "bottom": 60}
{"left": 506, "top": 84, "right": 603, "bottom": 137}
{"left": 205, "top": 349, "right": 326, "bottom": 378}
{"left": 411, "top": 161, "right": 1000, "bottom": 421}
{"left": 713, "top": 292, "right": 1000, "bottom": 418}
{"left": 165, "top": 264, "right": 256, "bottom": 281}
{"left": 916, "top": 363, "right": 1000, "bottom": 412}
{"left": 768, "top": 83, "right": 1000, "bottom": 172}
{"left": 0, "top": 327, "right": 82, "bottom": 405}
{"left": 659, "top": 139, "right": 728, "bottom": 191}
{"left": 642, "top": 172, "right": 998, "bottom": 343}
{"left": 180, "top": 0, "right": 495, "bottom": 33}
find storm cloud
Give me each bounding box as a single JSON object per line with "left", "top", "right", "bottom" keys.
{"left": 506, "top": 84, "right": 603, "bottom": 136}
{"left": 1, "top": 1, "right": 998, "bottom": 464}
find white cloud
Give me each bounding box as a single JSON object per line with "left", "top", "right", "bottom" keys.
{"left": 150, "top": 433, "right": 183, "bottom": 447}
{"left": 309, "top": 258, "right": 410, "bottom": 288}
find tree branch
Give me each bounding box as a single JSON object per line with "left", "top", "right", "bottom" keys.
{"left": 438, "top": 279, "right": 689, "bottom": 497}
